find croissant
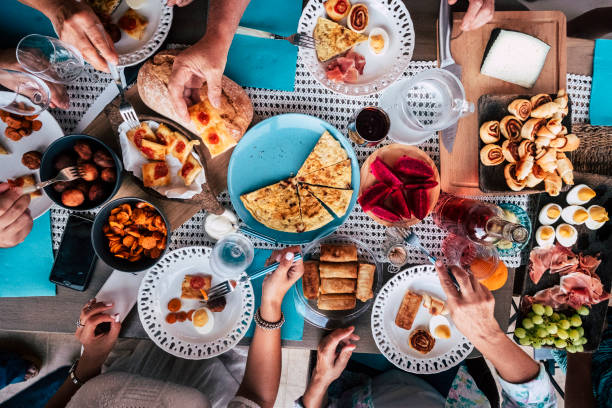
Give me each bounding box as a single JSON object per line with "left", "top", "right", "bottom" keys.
{"left": 536, "top": 118, "right": 563, "bottom": 138}
{"left": 501, "top": 140, "right": 520, "bottom": 163}
{"left": 553, "top": 106, "right": 569, "bottom": 120}
{"left": 554, "top": 89, "right": 568, "bottom": 109}
{"left": 480, "top": 144, "right": 505, "bottom": 166}
{"left": 518, "top": 140, "right": 536, "bottom": 158}
{"left": 556, "top": 154, "right": 574, "bottom": 185}
{"left": 504, "top": 163, "right": 527, "bottom": 191}
{"left": 559, "top": 126, "right": 568, "bottom": 135}
{"left": 499, "top": 116, "right": 523, "bottom": 142}
{"left": 508, "top": 99, "right": 532, "bottom": 121}
{"left": 549, "top": 137, "right": 565, "bottom": 148}
{"left": 530, "top": 94, "right": 553, "bottom": 109}
{"left": 516, "top": 155, "right": 534, "bottom": 181}
{"left": 535, "top": 136, "right": 551, "bottom": 147}
{"left": 531, "top": 102, "right": 561, "bottom": 119}
{"left": 479, "top": 121, "right": 500, "bottom": 144}
{"left": 525, "top": 172, "right": 544, "bottom": 188}
{"left": 536, "top": 148, "right": 558, "bottom": 173}
{"left": 557, "top": 133, "right": 580, "bottom": 152}
{"left": 521, "top": 118, "right": 546, "bottom": 141}
{"left": 544, "top": 171, "right": 562, "bottom": 196}
{"left": 532, "top": 163, "right": 547, "bottom": 179}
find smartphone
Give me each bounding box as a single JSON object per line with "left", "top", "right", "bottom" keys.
{"left": 49, "top": 214, "right": 97, "bottom": 291}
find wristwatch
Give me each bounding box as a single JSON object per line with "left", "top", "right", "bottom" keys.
{"left": 69, "top": 359, "right": 86, "bottom": 386}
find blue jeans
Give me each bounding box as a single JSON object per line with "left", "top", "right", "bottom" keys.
{"left": 0, "top": 351, "right": 30, "bottom": 388}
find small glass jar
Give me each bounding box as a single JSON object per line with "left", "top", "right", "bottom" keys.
{"left": 383, "top": 229, "right": 408, "bottom": 268}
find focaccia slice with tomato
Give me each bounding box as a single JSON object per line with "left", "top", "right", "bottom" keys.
{"left": 155, "top": 123, "right": 175, "bottom": 146}
{"left": 118, "top": 8, "right": 148, "bottom": 40}
{"left": 181, "top": 274, "right": 212, "bottom": 299}
{"left": 168, "top": 131, "right": 200, "bottom": 163}
{"left": 142, "top": 161, "right": 170, "bottom": 187}
{"left": 178, "top": 154, "right": 203, "bottom": 186}
{"left": 188, "top": 100, "right": 237, "bottom": 158}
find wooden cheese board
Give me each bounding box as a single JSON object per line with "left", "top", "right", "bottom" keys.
{"left": 439, "top": 10, "right": 567, "bottom": 195}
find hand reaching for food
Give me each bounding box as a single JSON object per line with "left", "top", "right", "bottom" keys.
{"left": 448, "top": 0, "right": 495, "bottom": 31}
{"left": 0, "top": 183, "right": 33, "bottom": 248}
{"left": 166, "top": 0, "right": 195, "bottom": 6}
{"left": 261, "top": 247, "right": 304, "bottom": 319}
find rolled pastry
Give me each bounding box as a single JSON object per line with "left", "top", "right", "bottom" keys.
{"left": 480, "top": 144, "right": 505, "bottom": 166}
{"left": 356, "top": 263, "right": 375, "bottom": 302}
{"left": 535, "top": 136, "right": 551, "bottom": 147}
{"left": 554, "top": 89, "right": 568, "bottom": 109}
{"left": 553, "top": 106, "right": 569, "bottom": 120}
{"left": 559, "top": 126, "right": 568, "bottom": 135}
{"left": 504, "top": 163, "right": 527, "bottom": 191}
{"left": 324, "top": 0, "right": 351, "bottom": 21}
{"left": 535, "top": 148, "right": 558, "bottom": 173}
{"left": 319, "top": 262, "right": 358, "bottom": 279}
{"left": 530, "top": 94, "right": 553, "bottom": 109}
{"left": 518, "top": 140, "right": 536, "bottom": 158}
{"left": 499, "top": 115, "right": 522, "bottom": 142}
{"left": 536, "top": 118, "right": 563, "bottom": 138}
{"left": 317, "top": 294, "right": 356, "bottom": 310}
{"left": 302, "top": 260, "right": 320, "bottom": 300}
{"left": 508, "top": 99, "right": 532, "bottom": 121}
{"left": 544, "top": 171, "right": 562, "bottom": 196}
{"left": 532, "top": 163, "right": 547, "bottom": 180}
{"left": 347, "top": 4, "right": 368, "bottom": 33}
{"left": 520, "top": 118, "right": 546, "bottom": 141}
{"left": 479, "top": 121, "right": 500, "bottom": 144}
{"left": 531, "top": 102, "right": 560, "bottom": 119}
{"left": 516, "top": 155, "right": 534, "bottom": 181}
{"left": 320, "top": 278, "right": 356, "bottom": 294}
{"left": 501, "top": 140, "right": 520, "bottom": 163}
{"left": 556, "top": 152, "right": 574, "bottom": 185}
{"left": 557, "top": 133, "right": 580, "bottom": 152}
{"left": 320, "top": 244, "right": 358, "bottom": 262}
{"left": 525, "top": 172, "right": 544, "bottom": 188}
{"left": 422, "top": 293, "right": 449, "bottom": 316}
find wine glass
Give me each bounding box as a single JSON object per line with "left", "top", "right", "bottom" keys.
{"left": 209, "top": 233, "right": 255, "bottom": 279}
{"left": 16, "top": 34, "right": 84, "bottom": 84}
{"left": 0, "top": 68, "right": 51, "bottom": 115}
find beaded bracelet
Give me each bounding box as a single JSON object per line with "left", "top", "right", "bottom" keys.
{"left": 254, "top": 308, "right": 285, "bottom": 330}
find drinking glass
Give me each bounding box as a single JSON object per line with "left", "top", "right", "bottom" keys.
{"left": 441, "top": 233, "right": 500, "bottom": 281}
{"left": 0, "top": 68, "right": 50, "bottom": 115}
{"left": 209, "top": 233, "right": 255, "bottom": 279}
{"left": 347, "top": 106, "right": 390, "bottom": 147}
{"left": 379, "top": 68, "right": 474, "bottom": 145}
{"left": 17, "top": 34, "right": 84, "bottom": 84}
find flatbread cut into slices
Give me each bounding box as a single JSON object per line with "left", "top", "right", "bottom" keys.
{"left": 240, "top": 179, "right": 304, "bottom": 233}
{"left": 297, "top": 131, "right": 348, "bottom": 177}
{"left": 314, "top": 17, "right": 368, "bottom": 62}
{"left": 298, "top": 159, "right": 351, "bottom": 189}
{"left": 303, "top": 185, "right": 352, "bottom": 217}
{"left": 298, "top": 185, "right": 334, "bottom": 231}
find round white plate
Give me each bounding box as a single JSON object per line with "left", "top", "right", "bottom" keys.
{"left": 0, "top": 108, "right": 64, "bottom": 219}
{"left": 298, "top": 0, "right": 415, "bottom": 96}
{"left": 112, "top": 0, "right": 173, "bottom": 67}
{"left": 371, "top": 265, "right": 473, "bottom": 374}
{"left": 138, "top": 246, "right": 255, "bottom": 359}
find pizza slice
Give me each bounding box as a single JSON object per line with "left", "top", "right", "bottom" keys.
{"left": 8, "top": 175, "right": 41, "bottom": 198}
{"left": 188, "top": 100, "right": 237, "bottom": 158}
{"left": 142, "top": 161, "right": 170, "bottom": 187}
{"left": 168, "top": 131, "right": 200, "bottom": 163}
{"left": 240, "top": 179, "right": 304, "bottom": 233}
{"left": 314, "top": 17, "right": 368, "bottom": 62}
{"left": 296, "top": 131, "right": 347, "bottom": 177}
{"left": 303, "top": 185, "right": 352, "bottom": 217}
{"left": 181, "top": 274, "right": 212, "bottom": 300}
{"left": 298, "top": 185, "right": 334, "bottom": 232}
{"left": 118, "top": 8, "right": 148, "bottom": 40}
{"left": 155, "top": 123, "right": 175, "bottom": 146}
{"left": 139, "top": 139, "right": 167, "bottom": 161}
{"left": 178, "top": 154, "right": 203, "bottom": 186}
{"left": 297, "top": 158, "right": 351, "bottom": 189}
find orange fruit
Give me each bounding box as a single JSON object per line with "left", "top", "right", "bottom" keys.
{"left": 479, "top": 260, "right": 508, "bottom": 291}
{"left": 469, "top": 257, "right": 497, "bottom": 280}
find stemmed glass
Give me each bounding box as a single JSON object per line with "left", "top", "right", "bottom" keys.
{"left": 16, "top": 34, "right": 84, "bottom": 84}
{"left": 0, "top": 68, "right": 51, "bottom": 115}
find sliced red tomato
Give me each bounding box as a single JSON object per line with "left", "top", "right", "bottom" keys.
{"left": 335, "top": 0, "right": 348, "bottom": 14}
{"left": 190, "top": 276, "right": 205, "bottom": 289}
{"left": 207, "top": 132, "right": 219, "bottom": 145}
{"left": 119, "top": 16, "right": 137, "bottom": 31}
{"left": 181, "top": 162, "right": 194, "bottom": 178}
{"left": 175, "top": 141, "right": 186, "bottom": 153}
{"left": 197, "top": 112, "right": 210, "bottom": 125}
{"left": 154, "top": 162, "right": 168, "bottom": 179}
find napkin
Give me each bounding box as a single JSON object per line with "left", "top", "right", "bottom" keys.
{"left": 0, "top": 212, "right": 56, "bottom": 297}
{"left": 589, "top": 39, "right": 612, "bottom": 125}
{"left": 245, "top": 249, "right": 304, "bottom": 341}
{"left": 224, "top": 0, "right": 302, "bottom": 91}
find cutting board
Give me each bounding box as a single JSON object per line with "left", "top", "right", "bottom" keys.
{"left": 439, "top": 11, "right": 567, "bottom": 195}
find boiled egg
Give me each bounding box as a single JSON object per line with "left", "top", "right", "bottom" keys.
{"left": 561, "top": 205, "right": 589, "bottom": 225}
{"left": 566, "top": 184, "right": 596, "bottom": 206}
{"left": 538, "top": 203, "right": 562, "bottom": 225}
{"left": 368, "top": 28, "right": 389, "bottom": 56}
{"left": 585, "top": 205, "right": 609, "bottom": 230}
{"left": 429, "top": 315, "right": 452, "bottom": 340}
{"left": 535, "top": 225, "right": 556, "bottom": 247}
{"left": 192, "top": 307, "right": 215, "bottom": 335}
{"left": 556, "top": 223, "right": 578, "bottom": 247}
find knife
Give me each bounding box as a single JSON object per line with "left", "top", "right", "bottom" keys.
{"left": 438, "top": 0, "right": 462, "bottom": 153}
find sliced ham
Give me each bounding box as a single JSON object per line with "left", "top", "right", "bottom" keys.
{"left": 325, "top": 66, "right": 344, "bottom": 82}
{"left": 343, "top": 66, "right": 359, "bottom": 83}
{"left": 346, "top": 49, "right": 366, "bottom": 74}
{"left": 528, "top": 244, "right": 579, "bottom": 284}
{"left": 325, "top": 49, "right": 366, "bottom": 83}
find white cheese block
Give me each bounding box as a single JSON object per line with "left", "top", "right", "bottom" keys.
{"left": 480, "top": 29, "right": 551, "bottom": 88}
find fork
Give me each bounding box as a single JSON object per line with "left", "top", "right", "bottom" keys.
{"left": 204, "top": 253, "right": 303, "bottom": 302}
{"left": 236, "top": 26, "right": 316, "bottom": 49}
{"left": 21, "top": 166, "right": 83, "bottom": 194}
{"left": 109, "top": 63, "right": 139, "bottom": 128}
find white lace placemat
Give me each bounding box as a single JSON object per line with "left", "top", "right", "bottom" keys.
{"left": 49, "top": 62, "right": 593, "bottom": 268}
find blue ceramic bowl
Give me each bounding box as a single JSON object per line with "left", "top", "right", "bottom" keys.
{"left": 497, "top": 202, "right": 532, "bottom": 257}
{"left": 40, "top": 134, "right": 122, "bottom": 211}
{"left": 91, "top": 197, "right": 171, "bottom": 273}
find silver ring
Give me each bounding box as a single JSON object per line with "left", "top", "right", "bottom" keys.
{"left": 76, "top": 319, "right": 85, "bottom": 328}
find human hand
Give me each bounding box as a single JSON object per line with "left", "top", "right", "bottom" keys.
{"left": 313, "top": 327, "right": 359, "bottom": 384}
{"left": 166, "top": 0, "right": 195, "bottom": 6}
{"left": 448, "top": 0, "right": 494, "bottom": 31}
{"left": 435, "top": 260, "right": 502, "bottom": 346}
{"left": 0, "top": 183, "right": 33, "bottom": 248}
{"left": 44, "top": 0, "right": 118, "bottom": 72}
{"left": 260, "top": 246, "right": 304, "bottom": 320}
{"left": 75, "top": 299, "right": 120, "bottom": 380}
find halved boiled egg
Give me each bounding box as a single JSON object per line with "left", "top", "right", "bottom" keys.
{"left": 585, "top": 205, "right": 609, "bottom": 230}
{"left": 368, "top": 27, "right": 389, "bottom": 56}
{"left": 561, "top": 205, "right": 589, "bottom": 225}
{"left": 556, "top": 223, "right": 578, "bottom": 247}
{"left": 429, "top": 315, "right": 452, "bottom": 339}
{"left": 567, "top": 184, "right": 596, "bottom": 206}
{"left": 535, "top": 225, "right": 556, "bottom": 247}
{"left": 192, "top": 307, "right": 215, "bottom": 335}
{"left": 538, "top": 203, "right": 562, "bottom": 225}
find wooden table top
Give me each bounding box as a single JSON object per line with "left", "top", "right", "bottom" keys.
{"left": 0, "top": 0, "right": 594, "bottom": 356}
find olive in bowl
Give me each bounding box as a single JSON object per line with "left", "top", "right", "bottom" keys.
{"left": 40, "top": 135, "right": 122, "bottom": 211}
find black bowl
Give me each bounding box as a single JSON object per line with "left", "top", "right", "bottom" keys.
{"left": 91, "top": 197, "right": 171, "bottom": 273}
{"left": 40, "top": 134, "right": 123, "bottom": 211}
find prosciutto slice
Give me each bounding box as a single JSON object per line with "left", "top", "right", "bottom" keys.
{"left": 325, "top": 50, "right": 366, "bottom": 84}
{"left": 528, "top": 244, "right": 579, "bottom": 284}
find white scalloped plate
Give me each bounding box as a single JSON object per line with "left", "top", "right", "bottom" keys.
{"left": 138, "top": 246, "right": 255, "bottom": 359}
{"left": 298, "top": 0, "right": 414, "bottom": 96}
{"left": 371, "top": 265, "right": 473, "bottom": 374}
{"left": 112, "top": 0, "right": 173, "bottom": 67}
